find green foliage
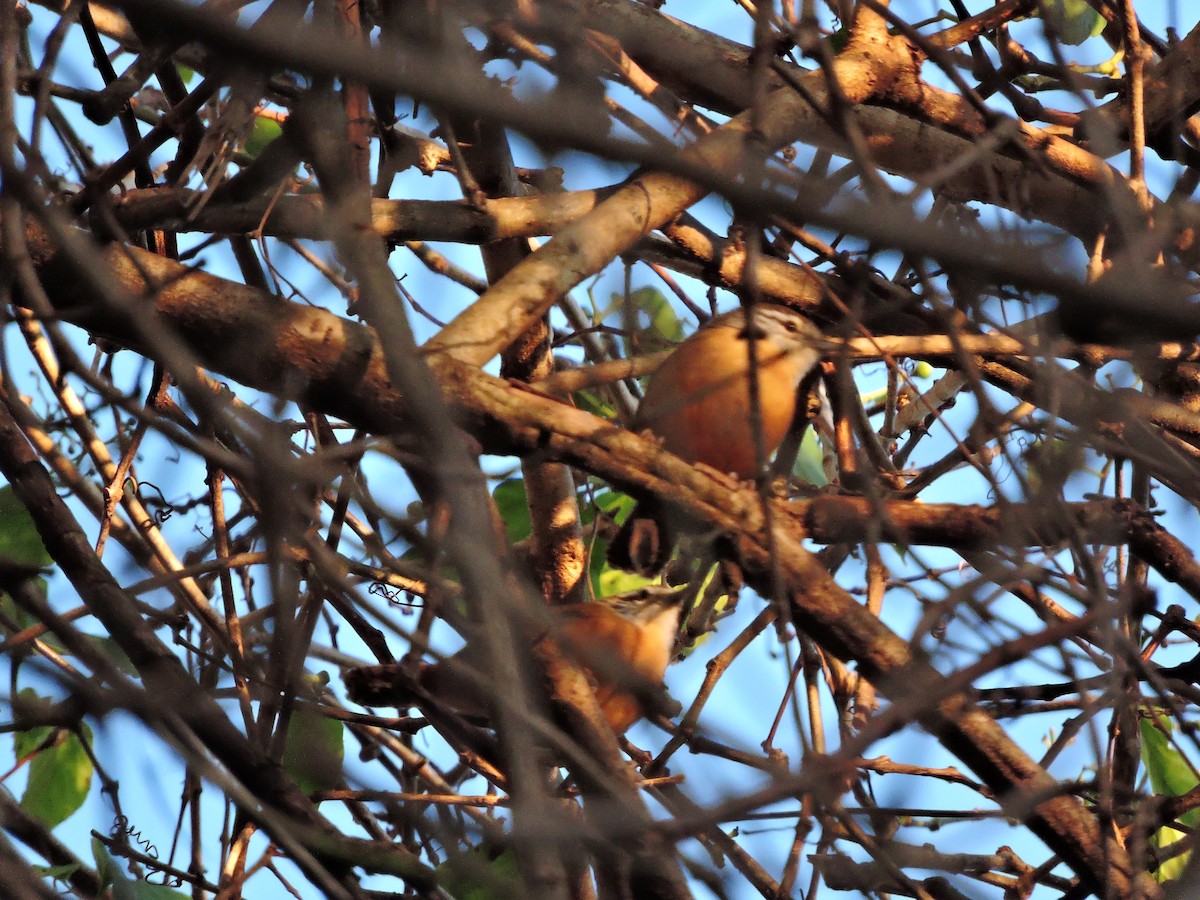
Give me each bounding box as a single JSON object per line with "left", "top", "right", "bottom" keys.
{"left": 282, "top": 677, "right": 344, "bottom": 795}
{"left": 576, "top": 286, "right": 678, "bottom": 423}
{"left": 0, "top": 591, "right": 36, "bottom": 641}
{"left": 92, "top": 836, "right": 189, "bottom": 900}
{"left": 242, "top": 115, "right": 283, "bottom": 158}
{"left": 92, "top": 838, "right": 125, "bottom": 896}
{"left": 134, "top": 882, "right": 191, "bottom": 899}
{"left": 1140, "top": 712, "right": 1200, "bottom": 881}
{"left": 597, "top": 566, "right": 655, "bottom": 597}
{"left": 33, "top": 862, "right": 83, "bottom": 885}
{"left": 0, "top": 485, "right": 52, "bottom": 568}
{"left": 492, "top": 479, "right": 533, "bottom": 544}
{"left": 593, "top": 486, "right": 635, "bottom": 525}
{"left": 437, "top": 846, "right": 520, "bottom": 900}
{"left": 590, "top": 489, "right": 638, "bottom": 595}
{"left": 827, "top": 27, "right": 851, "bottom": 53}
{"left": 80, "top": 635, "right": 139, "bottom": 677}
{"left": 15, "top": 692, "right": 94, "bottom": 828}
{"left": 495, "top": 478, "right": 634, "bottom": 597}
{"left": 1022, "top": 437, "right": 1086, "bottom": 497}
{"left": 614, "top": 287, "right": 684, "bottom": 357}
{"left": 1040, "top": 0, "right": 1106, "bottom": 45}
{"left": 572, "top": 386, "right": 616, "bottom": 420}
{"left": 792, "top": 429, "right": 829, "bottom": 487}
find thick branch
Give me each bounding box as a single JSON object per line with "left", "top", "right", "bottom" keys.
{"left": 8, "top": 218, "right": 1158, "bottom": 895}
{"left": 797, "top": 495, "right": 1200, "bottom": 601}
{"left": 524, "top": 0, "right": 1162, "bottom": 243}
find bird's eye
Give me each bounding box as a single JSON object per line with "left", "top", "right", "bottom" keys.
{"left": 784, "top": 320, "right": 798, "bottom": 333}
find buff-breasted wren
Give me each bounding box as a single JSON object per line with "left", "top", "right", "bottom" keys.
{"left": 344, "top": 587, "right": 685, "bottom": 736}
{"left": 607, "top": 303, "right": 823, "bottom": 574}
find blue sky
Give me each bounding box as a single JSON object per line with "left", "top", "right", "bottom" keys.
{"left": 5, "top": 2, "right": 1199, "bottom": 897}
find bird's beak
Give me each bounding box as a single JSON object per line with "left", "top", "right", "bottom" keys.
{"left": 815, "top": 337, "right": 842, "bottom": 353}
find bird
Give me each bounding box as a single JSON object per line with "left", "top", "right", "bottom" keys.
{"left": 344, "top": 587, "right": 686, "bottom": 736}
{"left": 607, "top": 303, "right": 824, "bottom": 574}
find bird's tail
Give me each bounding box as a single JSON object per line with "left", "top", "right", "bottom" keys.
{"left": 606, "top": 498, "right": 675, "bottom": 575}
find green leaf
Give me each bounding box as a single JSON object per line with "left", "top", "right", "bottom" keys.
{"left": 18, "top": 710, "right": 94, "bottom": 828}
{"left": 80, "top": 635, "right": 139, "bottom": 677}
{"left": 573, "top": 388, "right": 615, "bottom": 420}
{"left": 0, "top": 485, "right": 52, "bottom": 568}
{"left": 636, "top": 287, "right": 684, "bottom": 344}
{"left": 1023, "top": 438, "right": 1084, "bottom": 496}
{"left": 90, "top": 835, "right": 188, "bottom": 899}
{"left": 598, "top": 567, "right": 656, "bottom": 597}
{"left": 242, "top": 115, "right": 283, "bottom": 158}
{"left": 1141, "top": 712, "right": 1200, "bottom": 881}
{"left": 615, "top": 287, "right": 684, "bottom": 357}
{"left": 590, "top": 490, "right": 638, "bottom": 596}
{"left": 0, "top": 591, "right": 37, "bottom": 637}
{"left": 1040, "top": 0, "right": 1106, "bottom": 45}
{"left": 92, "top": 836, "right": 128, "bottom": 892}
{"left": 674, "top": 563, "right": 726, "bottom": 655}
{"left": 1141, "top": 715, "right": 1198, "bottom": 797}
{"left": 438, "top": 847, "right": 520, "bottom": 900}
{"left": 2, "top": 591, "right": 71, "bottom": 662}
{"left": 594, "top": 489, "right": 635, "bottom": 521}
{"left": 492, "top": 480, "right": 532, "bottom": 544}
{"left": 282, "top": 710, "right": 344, "bottom": 795}
{"left": 33, "top": 862, "right": 82, "bottom": 883}
{"left": 792, "top": 429, "right": 829, "bottom": 487}
{"left": 129, "top": 881, "right": 190, "bottom": 899}
{"left": 826, "top": 26, "right": 851, "bottom": 53}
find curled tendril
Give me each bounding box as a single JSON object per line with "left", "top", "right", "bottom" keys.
{"left": 368, "top": 580, "right": 422, "bottom": 611}
{"left": 134, "top": 480, "right": 175, "bottom": 524}
{"left": 110, "top": 814, "right": 183, "bottom": 888}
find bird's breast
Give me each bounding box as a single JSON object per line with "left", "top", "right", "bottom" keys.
{"left": 637, "top": 330, "right": 806, "bottom": 478}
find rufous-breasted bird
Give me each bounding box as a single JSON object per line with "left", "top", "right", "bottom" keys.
{"left": 344, "top": 587, "right": 685, "bottom": 736}
{"left": 607, "top": 303, "right": 823, "bottom": 574}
